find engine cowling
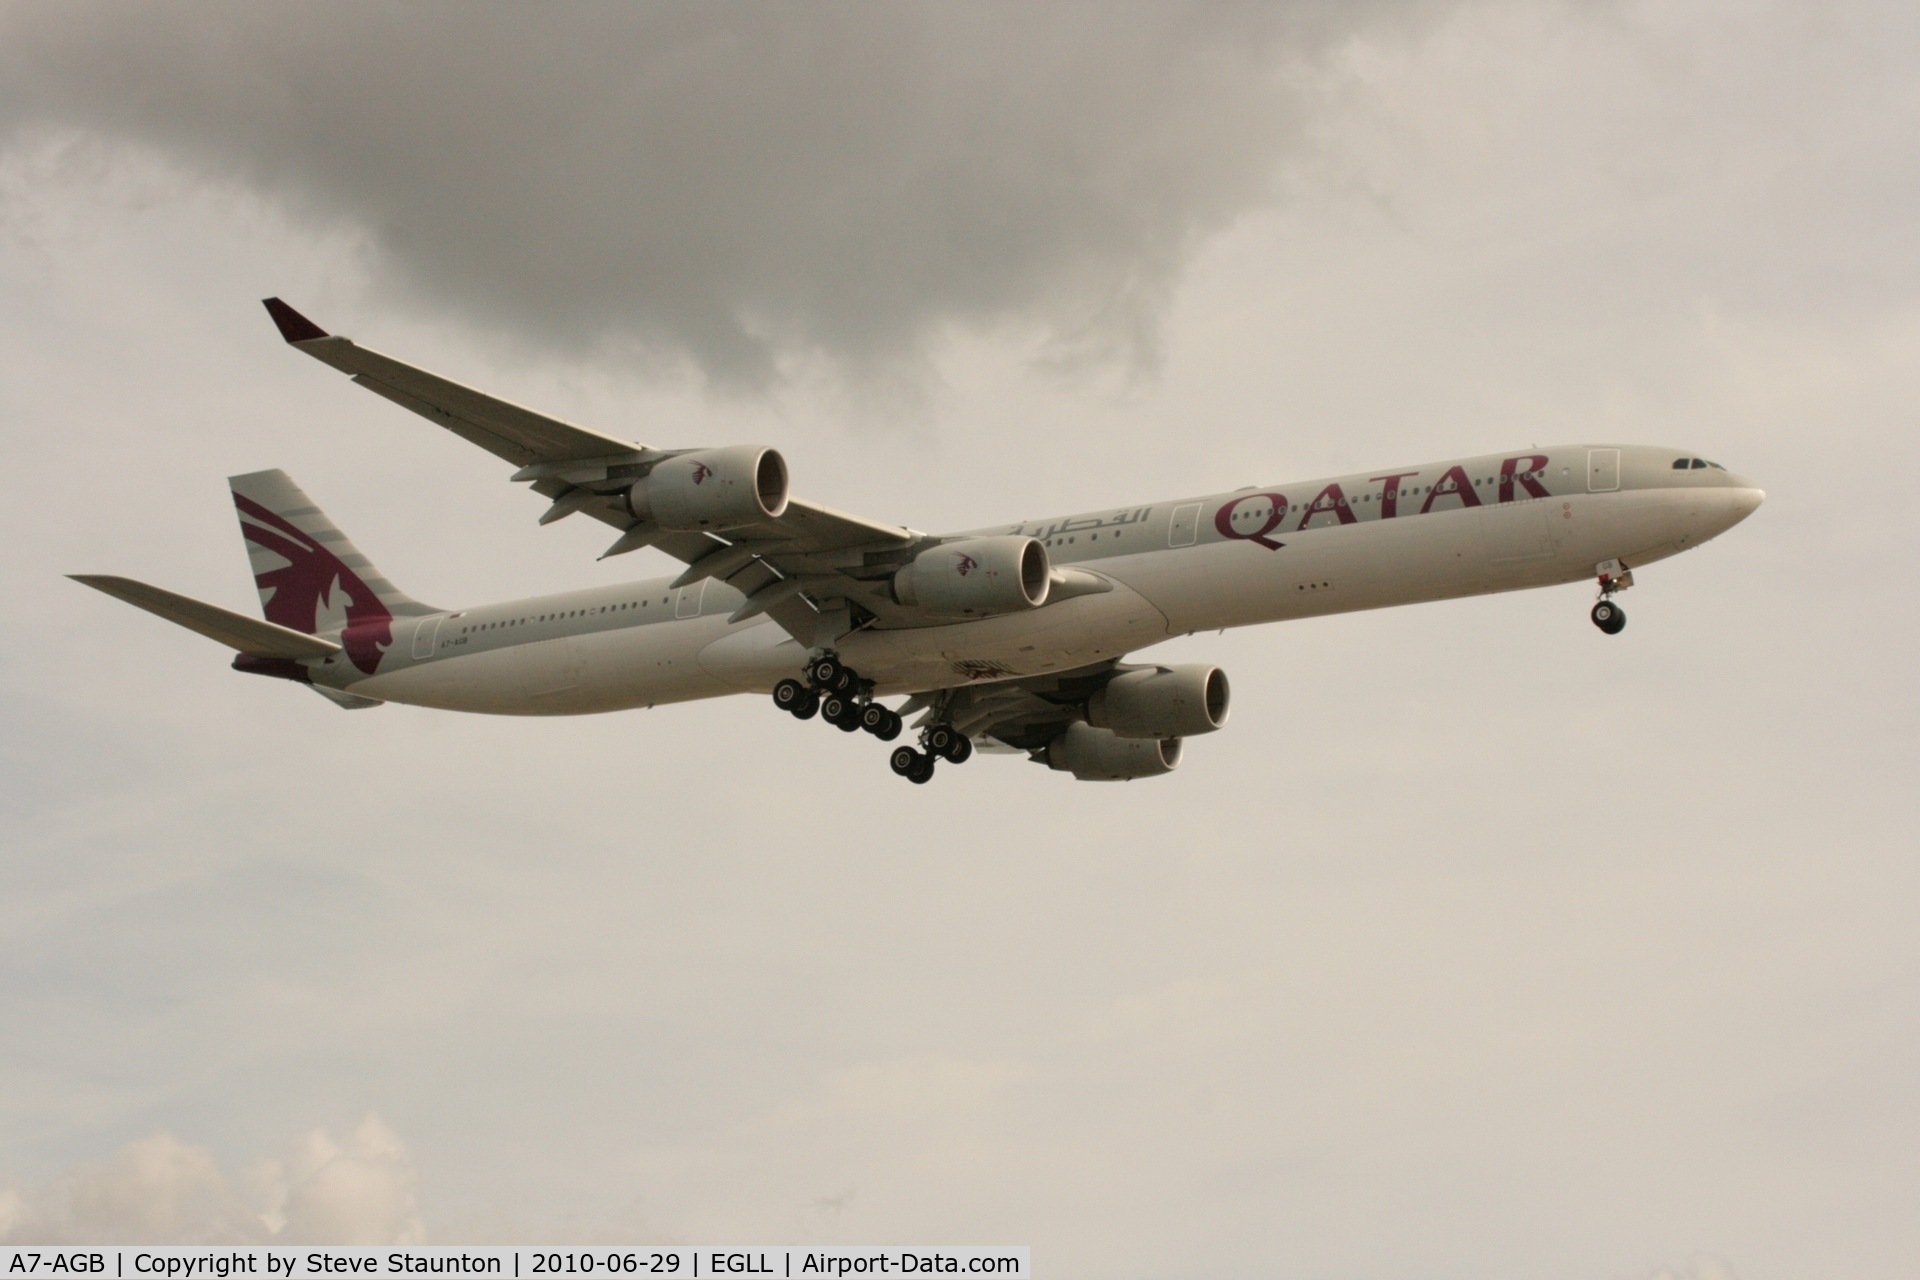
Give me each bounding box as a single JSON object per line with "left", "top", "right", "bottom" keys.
{"left": 1043, "top": 722, "right": 1182, "bottom": 781}
{"left": 627, "top": 446, "right": 789, "bottom": 531}
{"left": 1085, "top": 665, "right": 1230, "bottom": 739}
{"left": 892, "top": 536, "right": 1050, "bottom": 616}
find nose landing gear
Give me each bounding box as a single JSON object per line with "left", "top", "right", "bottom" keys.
{"left": 1591, "top": 559, "right": 1632, "bottom": 635}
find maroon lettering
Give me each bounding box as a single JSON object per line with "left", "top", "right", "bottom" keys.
{"left": 1419, "top": 464, "right": 1483, "bottom": 514}
{"left": 1295, "top": 482, "right": 1359, "bottom": 530}
{"left": 1499, "top": 454, "right": 1551, "bottom": 503}
{"left": 1215, "top": 492, "right": 1289, "bottom": 550}
{"left": 1369, "top": 472, "right": 1420, "bottom": 519}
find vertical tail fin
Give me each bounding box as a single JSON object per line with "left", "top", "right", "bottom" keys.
{"left": 228, "top": 469, "right": 438, "bottom": 674}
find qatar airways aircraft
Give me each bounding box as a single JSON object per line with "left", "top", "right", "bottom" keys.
{"left": 73, "top": 299, "right": 1764, "bottom": 783}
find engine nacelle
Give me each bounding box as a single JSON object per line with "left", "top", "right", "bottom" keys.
{"left": 627, "top": 446, "right": 789, "bottom": 531}
{"left": 1043, "top": 722, "right": 1182, "bottom": 781}
{"left": 1086, "top": 664, "right": 1230, "bottom": 739}
{"left": 892, "top": 536, "right": 1050, "bottom": 616}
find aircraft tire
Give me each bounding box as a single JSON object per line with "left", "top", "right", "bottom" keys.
{"left": 876, "top": 710, "right": 904, "bottom": 742}
{"left": 808, "top": 657, "right": 839, "bottom": 689}
{"left": 822, "top": 693, "right": 860, "bottom": 730}
{"left": 908, "top": 754, "right": 936, "bottom": 784}
{"left": 942, "top": 734, "right": 973, "bottom": 764}
{"left": 925, "top": 725, "right": 957, "bottom": 758}
{"left": 792, "top": 691, "right": 820, "bottom": 720}
{"left": 1591, "top": 601, "right": 1626, "bottom": 635}
{"left": 773, "top": 678, "right": 808, "bottom": 713}
{"left": 889, "top": 746, "right": 921, "bottom": 777}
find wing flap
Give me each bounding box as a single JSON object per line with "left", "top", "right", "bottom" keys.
{"left": 70, "top": 575, "right": 343, "bottom": 660}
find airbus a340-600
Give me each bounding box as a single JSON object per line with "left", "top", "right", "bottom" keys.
{"left": 74, "top": 300, "right": 1764, "bottom": 783}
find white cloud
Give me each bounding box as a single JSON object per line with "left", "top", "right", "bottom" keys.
{"left": 0, "top": 1118, "right": 423, "bottom": 1246}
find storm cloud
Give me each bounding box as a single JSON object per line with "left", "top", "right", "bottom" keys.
{"left": 0, "top": 1, "right": 1438, "bottom": 386}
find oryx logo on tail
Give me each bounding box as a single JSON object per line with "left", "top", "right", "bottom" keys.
{"left": 233, "top": 494, "right": 393, "bottom": 674}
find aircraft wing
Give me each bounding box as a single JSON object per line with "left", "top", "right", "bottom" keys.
{"left": 263, "top": 298, "right": 637, "bottom": 468}
{"left": 264, "top": 299, "right": 920, "bottom": 644}
{"left": 905, "top": 661, "right": 1123, "bottom": 753}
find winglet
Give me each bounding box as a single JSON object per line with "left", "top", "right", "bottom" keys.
{"left": 262, "top": 297, "right": 329, "bottom": 344}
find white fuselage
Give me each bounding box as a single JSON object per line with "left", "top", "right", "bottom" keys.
{"left": 320, "top": 444, "right": 1763, "bottom": 715}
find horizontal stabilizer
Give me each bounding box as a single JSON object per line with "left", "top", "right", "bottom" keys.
{"left": 69, "top": 575, "right": 343, "bottom": 660}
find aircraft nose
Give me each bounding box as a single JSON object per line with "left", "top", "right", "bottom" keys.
{"left": 1706, "top": 483, "right": 1765, "bottom": 535}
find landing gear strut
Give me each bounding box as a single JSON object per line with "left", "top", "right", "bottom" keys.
{"left": 880, "top": 719, "right": 975, "bottom": 784}
{"left": 1591, "top": 559, "right": 1632, "bottom": 635}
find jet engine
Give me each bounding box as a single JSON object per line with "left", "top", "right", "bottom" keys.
{"left": 1085, "top": 664, "right": 1230, "bottom": 739}
{"left": 627, "top": 446, "right": 789, "bottom": 531}
{"left": 1042, "top": 722, "right": 1182, "bottom": 781}
{"left": 892, "top": 536, "right": 1050, "bottom": 616}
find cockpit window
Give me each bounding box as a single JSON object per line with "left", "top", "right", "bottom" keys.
{"left": 1672, "top": 458, "right": 1690, "bottom": 469}
{"left": 1691, "top": 458, "right": 1708, "bottom": 468}
{"left": 1707, "top": 460, "right": 1725, "bottom": 470}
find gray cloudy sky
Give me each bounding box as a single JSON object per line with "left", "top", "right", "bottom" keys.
{"left": 2, "top": 2, "right": 1917, "bottom": 1277}
{"left": 0, "top": 1, "right": 1426, "bottom": 387}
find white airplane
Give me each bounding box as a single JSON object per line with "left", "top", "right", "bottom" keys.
{"left": 73, "top": 299, "right": 1764, "bottom": 783}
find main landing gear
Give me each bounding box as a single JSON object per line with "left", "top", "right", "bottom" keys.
{"left": 888, "top": 720, "right": 973, "bottom": 784}
{"left": 1591, "top": 559, "right": 1632, "bottom": 635}
{"left": 772, "top": 653, "right": 972, "bottom": 783}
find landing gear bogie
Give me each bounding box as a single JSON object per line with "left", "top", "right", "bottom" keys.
{"left": 794, "top": 654, "right": 943, "bottom": 782}
{"left": 806, "top": 655, "right": 856, "bottom": 694}
{"left": 861, "top": 704, "right": 903, "bottom": 740}
{"left": 890, "top": 746, "right": 934, "bottom": 783}
{"left": 773, "top": 678, "right": 822, "bottom": 720}
{"left": 821, "top": 693, "right": 862, "bottom": 731}
{"left": 923, "top": 724, "right": 972, "bottom": 764}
